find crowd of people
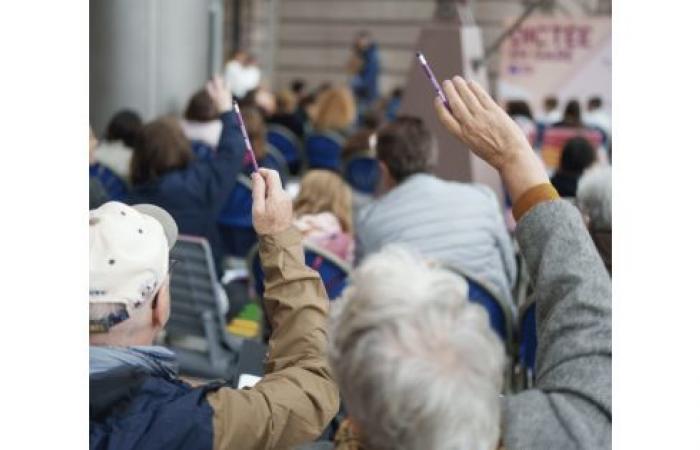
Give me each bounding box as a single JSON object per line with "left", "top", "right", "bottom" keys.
{"left": 89, "top": 31, "right": 612, "bottom": 449}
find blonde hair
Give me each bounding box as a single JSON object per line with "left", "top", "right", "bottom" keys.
{"left": 311, "top": 86, "right": 356, "bottom": 132}
{"left": 293, "top": 170, "right": 353, "bottom": 233}
{"left": 276, "top": 89, "right": 298, "bottom": 114}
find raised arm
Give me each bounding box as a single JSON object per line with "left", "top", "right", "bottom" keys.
{"left": 207, "top": 169, "right": 339, "bottom": 450}
{"left": 435, "top": 77, "right": 612, "bottom": 449}
{"left": 190, "top": 76, "right": 246, "bottom": 209}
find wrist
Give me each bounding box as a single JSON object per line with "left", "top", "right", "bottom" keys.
{"left": 500, "top": 149, "right": 549, "bottom": 204}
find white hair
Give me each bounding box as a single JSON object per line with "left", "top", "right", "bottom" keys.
{"left": 329, "top": 246, "right": 505, "bottom": 450}
{"left": 577, "top": 166, "right": 612, "bottom": 230}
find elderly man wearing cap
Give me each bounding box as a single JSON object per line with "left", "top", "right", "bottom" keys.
{"left": 89, "top": 169, "right": 339, "bottom": 449}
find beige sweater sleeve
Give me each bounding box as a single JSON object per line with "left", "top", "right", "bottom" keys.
{"left": 207, "top": 227, "right": 340, "bottom": 450}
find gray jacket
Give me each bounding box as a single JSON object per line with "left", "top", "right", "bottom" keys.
{"left": 355, "top": 173, "right": 517, "bottom": 308}
{"left": 503, "top": 199, "right": 612, "bottom": 449}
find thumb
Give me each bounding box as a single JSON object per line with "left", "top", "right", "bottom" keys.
{"left": 251, "top": 172, "right": 266, "bottom": 215}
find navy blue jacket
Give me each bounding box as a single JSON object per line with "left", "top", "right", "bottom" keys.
{"left": 353, "top": 43, "right": 380, "bottom": 102}
{"left": 90, "top": 365, "right": 217, "bottom": 450}
{"left": 127, "top": 111, "right": 245, "bottom": 273}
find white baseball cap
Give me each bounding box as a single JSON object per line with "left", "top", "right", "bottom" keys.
{"left": 89, "top": 201, "right": 178, "bottom": 333}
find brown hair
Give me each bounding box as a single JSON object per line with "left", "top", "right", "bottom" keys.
{"left": 376, "top": 116, "right": 437, "bottom": 183}
{"left": 184, "top": 89, "right": 217, "bottom": 122}
{"left": 311, "top": 86, "right": 356, "bottom": 132}
{"left": 130, "top": 116, "right": 193, "bottom": 185}
{"left": 293, "top": 170, "right": 353, "bottom": 233}
{"left": 276, "top": 89, "right": 298, "bottom": 114}
{"left": 241, "top": 106, "right": 267, "bottom": 160}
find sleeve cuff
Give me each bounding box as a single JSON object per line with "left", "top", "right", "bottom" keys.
{"left": 512, "top": 183, "right": 560, "bottom": 222}
{"left": 259, "top": 226, "right": 302, "bottom": 249}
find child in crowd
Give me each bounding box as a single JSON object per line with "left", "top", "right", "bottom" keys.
{"left": 293, "top": 170, "right": 355, "bottom": 264}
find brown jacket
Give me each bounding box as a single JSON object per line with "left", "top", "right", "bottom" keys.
{"left": 207, "top": 227, "right": 340, "bottom": 449}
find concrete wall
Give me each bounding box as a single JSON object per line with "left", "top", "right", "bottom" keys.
{"left": 90, "top": 0, "right": 214, "bottom": 135}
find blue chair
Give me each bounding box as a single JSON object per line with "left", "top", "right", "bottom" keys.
{"left": 261, "top": 144, "right": 290, "bottom": 186}
{"left": 248, "top": 241, "right": 351, "bottom": 301}
{"left": 445, "top": 266, "right": 514, "bottom": 346}
{"left": 518, "top": 300, "right": 537, "bottom": 384}
{"left": 89, "top": 163, "right": 128, "bottom": 202}
{"left": 218, "top": 174, "right": 258, "bottom": 258}
{"left": 343, "top": 156, "right": 380, "bottom": 195}
{"left": 267, "top": 125, "right": 304, "bottom": 174}
{"left": 305, "top": 131, "right": 345, "bottom": 170}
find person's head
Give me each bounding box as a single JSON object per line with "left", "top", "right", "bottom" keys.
{"left": 543, "top": 96, "right": 558, "bottom": 112}
{"left": 562, "top": 100, "right": 582, "bottom": 126}
{"left": 343, "top": 129, "right": 374, "bottom": 158}
{"left": 290, "top": 79, "right": 306, "bottom": 97}
{"left": 275, "top": 89, "right": 298, "bottom": 115}
{"left": 577, "top": 166, "right": 612, "bottom": 231}
{"left": 375, "top": 116, "right": 437, "bottom": 188}
{"left": 130, "top": 116, "right": 193, "bottom": 185}
{"left": 311, "top": 86, "right": 356, "bottom": 132}
{"left": 293, "top": 170, "right": 353, "bottom": 233}
{"left": 329, "top": 246, "right": 505, "bottom": 450}
{"left": 105, "top": 110, "right": 143, "bottom": 149}
{"left": 559, "top": 137, "right": 596, "bottom": 176}
{"left": 89, "top": 202, "right": 178, "bottom": 347}
{"left": 184, "top": 89, "right": 217, "bottom": 123}
{"left": 360, "top": 108, "right": 382, "bottom": 131}
{"left": 506, "top": 100, "right": 533, "bottom": 120}
{"left": 355, "top": 30, "right": 372, "bottom": 50}
{"left": 587, "top": 96, "right": 603, "bottom": 111}
{"left": 240, "top": 105, "right": 267, "bottom": 160}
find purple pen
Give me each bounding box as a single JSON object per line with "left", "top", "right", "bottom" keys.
{"left": 416, "top": 52, "right": 452, "bottom": 113}
{"left": 233, "top": 101, "right": 259, "bottom": 172}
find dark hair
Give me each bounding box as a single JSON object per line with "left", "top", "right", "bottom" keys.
{"left": 559, "top": 137, "right": 596, "bottom": 175}
{"left": 506, "top": 100, "right": 533, "bottom": 120}
{"left": 544, "top": 96, "right": 558, "bottom": 110}
{"left": 130, "top": 117, "right": 193, "bottom": 185}
{"left": 184, "top": 89, "right": 217, "bottom": 122}
{"left": 376, "top": 116, "right": 436, "bottom": 183}
{"left": 588, "top": 96, "right": 603, "bottom": 110}
{"left": 361, "top": 108, "right": 382, "bottom": 130}
{"left": 562, "top": 100, "right": 582, "bottom": 126}
{"left": 290, "top": 79, "right": 306, "bottom": 95}
{"left": 105, "top": 110, "right": 143, "bottom": 149}
{"left": 391, "top": 87, "right": 404, "bottom": 99}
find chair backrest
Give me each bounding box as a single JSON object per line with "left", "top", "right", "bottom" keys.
{"left": 89, "top": 163, "right": 128, "bottom": 202}
{"left": 218, "top": 174, "right": 258, "bottom": 258}
{"left": 267, "top": 124, "right": 303, "bottom": 167}
{"left": 343, "top": 156, "right": 380, "bottom": 195}
{"left": 444, "top": 266, "right": 514, "bottom": 346}
{"left": 540, "top": 127, "right": 604, "bottom": 172}
{"left": 247, "top": 240, "right": 351, "bottom": 301}
{"left": 518, "top": 300, "right": 537, "bottom": 372}
{"left": 305, "top": 131, "right": 345, "bottom": 170}
{"left": 167, "top": 235, "right": 223, "bottom": 339}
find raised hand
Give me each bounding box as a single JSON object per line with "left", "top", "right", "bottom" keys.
{"left": 206, "top": 75, "right": 233, "bottom": 114}
{"left": 251, "top": 169, "right": 293, "bottom": 235}
{"left": 434, "top": 76, "right": 549, "bottom": 201}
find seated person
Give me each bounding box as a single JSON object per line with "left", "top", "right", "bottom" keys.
{"left": 181, "top": 88, "right": 223, "bottom": 149}
{"left": 328, "top": 76, "right": 611, "bottom": 450}
{"left": 550, "top": 136, "right": 597, "bottom": 197}
{"left": 355, "top": 116, "right": 517, "bottom": 309}
{"left": 127, "top": 77, "right": 245, "bottom": 274}
{"left": 90, "top": 127, "right": 128, "bottom": 204}
{"left": 293, "top": 170, "right": 355, "bottom": 264}
{"left": 94, "top": 109, "right": 143, "bottom": 181}
{"left": 90, "top": 169, "right": 339, "bottom": 449}
{"left": 309, "top": 86, "right": 356, "bottom": 139}
{"left": 577, "top": 166, "right": 612, "bottom": 275}
{"left": 267, "top": 88, "right": 305, "bottom": 140}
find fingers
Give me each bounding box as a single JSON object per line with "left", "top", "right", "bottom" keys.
{"left": 251, "top": 172, "right": 266, "bottom": 215}
{"left": 258, "top": 168, "right": 282, "bottom": 194}
{"left": 452, "top": 76, "right": 483, "bottom": 114}
{"left": 443, "top": 79, "right": 473, "bottom": 126}
{"left": 434, "top": 97, "right": 463, "bottom": 137}
{"left": 467, "top": 79, "right": 496, "bottom": 111}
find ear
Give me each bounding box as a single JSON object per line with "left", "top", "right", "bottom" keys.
{"left": 378, "top": 160, "right": 396, "bottom": 194}
{"left": 152, "top": 280, "right": 171, "bottom": 329}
